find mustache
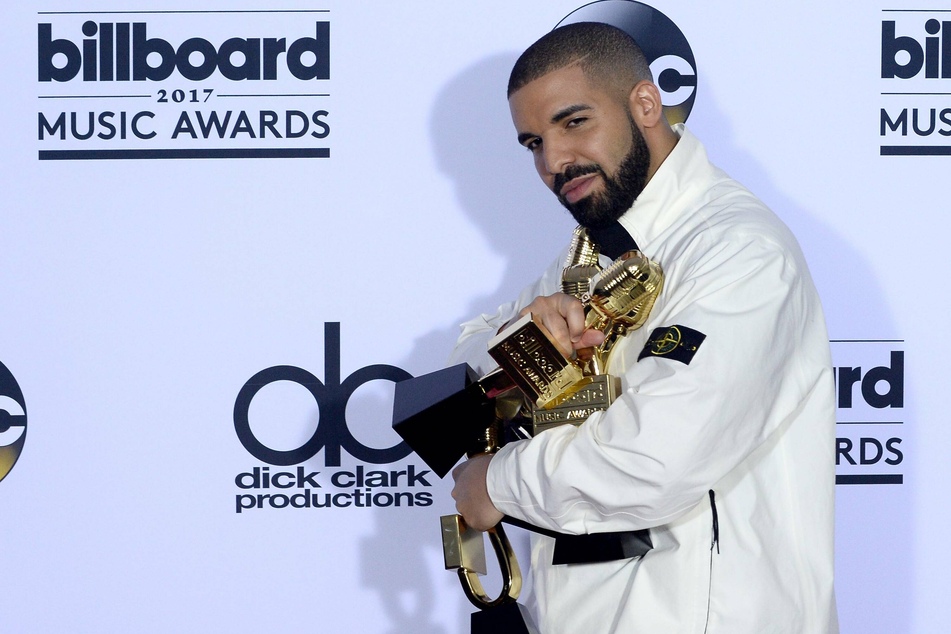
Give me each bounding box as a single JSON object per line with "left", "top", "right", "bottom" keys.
{"left": 553, "top": 164, "right": 605, "bottom": 195}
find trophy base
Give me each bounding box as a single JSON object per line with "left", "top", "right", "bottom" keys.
{"left": 531, "top": 374, "right": 621, "bottom": 435}
{"left": 471, "top": 602, "right": 540, "bottom": 634}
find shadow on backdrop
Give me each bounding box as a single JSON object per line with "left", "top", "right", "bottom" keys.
{"left": 359, "top": 52, "right": 562, "bottom": 634}
{"left": 426, "top": 51, "right": 578, "bottom": 359}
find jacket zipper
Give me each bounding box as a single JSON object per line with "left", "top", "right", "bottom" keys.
{"left": 703, "top": 490, "right": 719, "bottom": 634}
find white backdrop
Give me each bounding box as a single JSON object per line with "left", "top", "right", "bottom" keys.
{"left": 1, "top": 1, "right": 946, "bottom": 632}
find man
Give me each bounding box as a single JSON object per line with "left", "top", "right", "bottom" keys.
{"left": 449, "top": 22, "right": 838, "bottom": 633}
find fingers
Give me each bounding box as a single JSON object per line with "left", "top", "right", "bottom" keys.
{"left": 517, "top": 294, "right": 579, "bottom": 356}
{"left": 518, "top": 293, "right": 601, "bottom": 356}
{"left": 538, "top": 307, "right": 574, "bottom": 357}
{"left": 450, "top": 455, "right": 503, "bottom": 531}
{"left": 561, "top": 295, "right": 591, "bottom": 348}
{"left": 576, "top": 327, "right": 605, "bottom": 349}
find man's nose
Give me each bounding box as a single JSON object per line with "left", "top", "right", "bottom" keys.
{"left": 541, "top": 137, "right": 574, "bottom": 176}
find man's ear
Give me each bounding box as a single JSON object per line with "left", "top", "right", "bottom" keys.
{"left": 628, "top": 80, "right": 665, "bottom": 129}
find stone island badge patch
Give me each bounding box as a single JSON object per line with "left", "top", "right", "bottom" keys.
{"left": 638, "top": 325, "right": 706, "bottom": 365}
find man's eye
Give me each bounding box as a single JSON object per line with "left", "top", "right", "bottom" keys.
{"left": 525, "top": 139, "right": 541, "bottom": 152}
{"left": 567, "top": 117, "right": 587, "bottom": 127}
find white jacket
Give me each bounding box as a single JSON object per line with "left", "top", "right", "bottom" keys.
{"left": 450, "top": 125, "right": 838, "bottom": 633}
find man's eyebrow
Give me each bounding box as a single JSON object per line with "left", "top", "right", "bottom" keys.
{"left": 551, "top": 103, "right": 592, "bottom": 123}
{"left": 516, "top": 103, "right": 594, "bottom": 145}
{"left": 517, "top": 131, "right": 536, "bottom": 145}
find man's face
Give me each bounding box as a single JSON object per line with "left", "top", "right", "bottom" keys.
{"left": 509, "top": 64, "right": 650, "bottom": 229}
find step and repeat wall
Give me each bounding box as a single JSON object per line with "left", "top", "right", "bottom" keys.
{"left": 1, "top": 1, "right": 945, "bottom": 632}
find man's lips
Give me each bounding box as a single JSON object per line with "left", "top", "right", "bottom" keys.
{"left": 559, "top": 173, "right": 599, "bottom": 204}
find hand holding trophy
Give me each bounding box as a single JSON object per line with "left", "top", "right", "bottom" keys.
{"left": 488, "top": 226, "right": 663, "bottom": 435}
{"left": 392, "top": 226, "right": 663, "bottom": 633}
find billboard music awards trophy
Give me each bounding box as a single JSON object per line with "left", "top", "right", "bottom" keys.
{"left": 393, "top": 226, "right": 663, "bottom": 634}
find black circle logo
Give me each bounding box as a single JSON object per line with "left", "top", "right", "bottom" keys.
{"left": 650, "top": 326, "right": 682, "bottom": 355}
{"left": 234, "top": 323, "right": 413, "bottom": 467}
{"left": 557, "top": 0, "right": 698, "bottom": 124}
{"left": 0, "top": 360, "right": 27, "bottom": 484}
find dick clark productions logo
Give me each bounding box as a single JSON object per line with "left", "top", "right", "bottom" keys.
{"left": 234, "top": 323, "right": 411, "bottom": 468}
{"left": 232, "top": 324, "right": 438, "bottom": 514}
{"left": 0, "top": 360, "right": 27, "bottom": 484}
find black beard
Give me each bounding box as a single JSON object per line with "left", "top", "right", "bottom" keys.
{"left": 554, "top": 118, "right": 651, "bottom": 230}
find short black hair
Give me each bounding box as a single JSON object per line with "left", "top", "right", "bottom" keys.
{"left": 507, "top": 22, "right": 652, "bottom": 100}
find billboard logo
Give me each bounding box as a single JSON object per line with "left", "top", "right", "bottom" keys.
{"left": 832, "top": 341, "right": 906, "bottom": 485}
{"left": 881, "top": 19, "right": 950, "bottom": 79}
{"left": 39, "top": 22, "right": 329, "bottom": 83}
{"left": 557, "top": 0, "right": 697, "bottom": 124}
{"left": 0, "top": 361, "right": 27, "bottom": 484}
{"left": 879, "top": 11, "right": 951, "bottom": 155}
{"left": 36, "top": 9, "right": 333, "bottom": 161}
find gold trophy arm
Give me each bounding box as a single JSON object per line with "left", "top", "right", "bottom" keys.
{"left": 562, "top": 226, "right": 602, "bottom": 302}
{"left": 443, "top": 518, "right": 523, "bottom": 610}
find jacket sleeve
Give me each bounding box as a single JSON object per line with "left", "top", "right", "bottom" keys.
{"left": 483, "top": 221, "right": 829, "bottom": 534}
{"left": 448, "top": 255, "right": 565, "bottom": 375}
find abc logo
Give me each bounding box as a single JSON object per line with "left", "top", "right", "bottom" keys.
{"left": 234, "top": 323, "right": 412, "bottom": 467}
{"left": 0, "top": 361, "right": 27, "bottom": 484}
{"left": 558, "top": 0, "right": 698, "bottom": 123}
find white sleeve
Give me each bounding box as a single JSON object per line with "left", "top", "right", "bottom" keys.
{"left": 448, "top": 255, "right": 564, "bottom": 375}
{"left": 484, "top": 224, "right": 829, "bottom": 534}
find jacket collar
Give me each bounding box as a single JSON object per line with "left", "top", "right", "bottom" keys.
{"left": 617, "top": 124, "right": 716, "bottom": 251}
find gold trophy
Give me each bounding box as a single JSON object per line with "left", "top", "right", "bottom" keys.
{"left": 488, "top": 226, "right": 663, "bottom": 433}
{"left": 431, "top": 226, "right": 663, "bottom": 633}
